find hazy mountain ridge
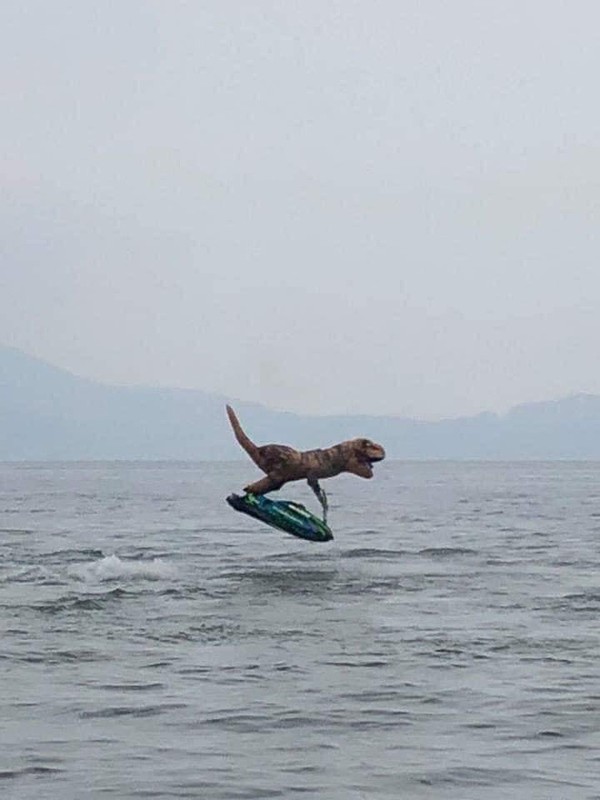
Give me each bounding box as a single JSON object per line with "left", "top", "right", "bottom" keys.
{"left": 1, "top": 345, "right": 599, "bottom": 460}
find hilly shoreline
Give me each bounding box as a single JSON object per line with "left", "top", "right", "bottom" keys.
{"left": 1, "top": 345, "right": 599, "bottom": 460}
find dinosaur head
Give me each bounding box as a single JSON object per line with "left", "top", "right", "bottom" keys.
{"left": 351, "top": 438, "right": 386, "bottom": 478}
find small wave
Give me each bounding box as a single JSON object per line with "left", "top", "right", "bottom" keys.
{"left": 80, "top": 703, "right": 185, "bottom": 719}
{"left": 343, "top": 547, "right": 405, "bottom": 559}
{"left": 10, "top": 646, "right": 113, "bottom": 664}
{"left": 71, "top": 554, "right": 176, "bottom": 583}
{"left": 92, "top": 682, "right": 164, "bottom": 692}
{"left": 1, "top": 565, "right": 58, "bottom": 585}
{"left": 0, "top": 528, "right": 33, "bottom": 535}
{"left": 562, "top": 591, "right": 600, "bottom": 603}
{"left": 0, "top": 766, "right": 64, "bottom": 780}
{"left": 553, "top": 590, "right": 600, "bottom": 613}
{"left": 419, "top": 547, "right": 478, "bottom": 557}
{"left": 41, "top": 548, "right": 105, "bottom": 563}
{"left": 418, "top": 766, "right": 526, "bottom": 788}
{"left": 34, "top": 588, "right": 130, "bottom": 615}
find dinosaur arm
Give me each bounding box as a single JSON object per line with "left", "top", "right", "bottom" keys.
{"left": 244, "top": 475, "right": 285, "bottom": 495}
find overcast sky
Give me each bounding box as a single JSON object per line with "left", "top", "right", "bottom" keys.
{"left": 2, "top": 1, "right": 600, "bottom": 418}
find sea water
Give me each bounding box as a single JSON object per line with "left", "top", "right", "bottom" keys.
{"left": 1, "top": 461, "right": 599, "bottom": 799}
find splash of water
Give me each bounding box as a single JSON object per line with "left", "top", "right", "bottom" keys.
{"left": 72, "top": 554, "right": 176, "bottom": 583}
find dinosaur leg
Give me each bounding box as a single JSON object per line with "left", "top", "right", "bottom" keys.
{"left": 308, "top": 478, "right": 328, "bottom": 522}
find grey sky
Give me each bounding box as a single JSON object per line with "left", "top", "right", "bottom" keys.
{"left": 2, "top": 1, "right": 600, "bottom": 418}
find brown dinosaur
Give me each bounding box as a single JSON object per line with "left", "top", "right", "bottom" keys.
{"left": 225, "top": 405, "right": 385, "bottom": 520}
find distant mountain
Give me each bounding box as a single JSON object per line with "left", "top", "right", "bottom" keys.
{"left": 1, "top": 345, "right": 600, "bottom": 460}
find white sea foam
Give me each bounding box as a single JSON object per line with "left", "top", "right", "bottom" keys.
{"left": 72, "top": 554, "right": 176, "bottom": 582}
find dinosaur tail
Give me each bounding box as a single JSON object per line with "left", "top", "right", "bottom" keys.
{"left": 225, "top": 405, "right": 261, "bottom": 465}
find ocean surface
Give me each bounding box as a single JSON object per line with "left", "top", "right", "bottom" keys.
{"left": 1, "top": 461, "right": 600, "bottom": 799}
